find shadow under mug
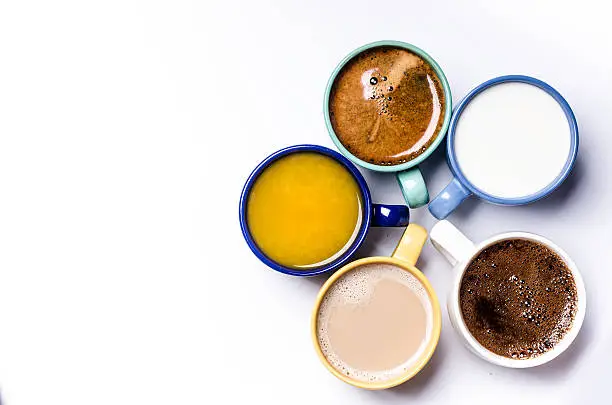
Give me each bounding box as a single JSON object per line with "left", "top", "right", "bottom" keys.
{"left": 430, "top": 220, "right": 586, "bottom": 368}
{"left": 239, "top": 144, "right": 410, "bottom": 277}
{"left": 311, "top": 224, "right": 442, "bottom": 389}
{"left": 323, "top": 40, "right": 453, "bottom": 209}
{"left": 429, "top": 75, "right": 579, "bottom": 220}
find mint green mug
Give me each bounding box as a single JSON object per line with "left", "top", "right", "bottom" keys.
{"left": 323, "top": 40, "right": 452, "bottom": 208}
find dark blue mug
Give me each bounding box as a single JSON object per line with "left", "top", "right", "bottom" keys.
{"left": 239, "top": 144, "right": 410, "bottom": 276}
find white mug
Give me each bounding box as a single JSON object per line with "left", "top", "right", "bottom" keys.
{"left": 430, "top": 220, "right": 586, "bottom": 368}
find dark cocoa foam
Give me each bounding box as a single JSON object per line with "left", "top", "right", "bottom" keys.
{"left": 329, "top": 46, "right": 446, "bottom": 165}
{"left": 459, "top": 239, "right": 577, "bottom": 359}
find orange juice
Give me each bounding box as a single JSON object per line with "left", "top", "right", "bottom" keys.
{"left": 247, "top": 152, "right": 363, "bottom": 269}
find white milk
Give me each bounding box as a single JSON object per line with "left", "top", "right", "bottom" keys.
{"left": 454, "top": 82, "right": 571, "bottom": 199}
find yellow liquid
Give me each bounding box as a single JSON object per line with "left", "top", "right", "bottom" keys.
{"left": 247, "top": 152, "right": 363, "bottom": 269}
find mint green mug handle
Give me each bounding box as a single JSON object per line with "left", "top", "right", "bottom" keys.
{"left": 396, "top": 167, "right": 429, "bottom": 208}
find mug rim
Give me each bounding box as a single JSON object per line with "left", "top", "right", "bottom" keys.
{"left": 323, "top": 40, "right": 453, "bottom": 173}
{"left": 239, "top": 144, "right": 373, "bottom": 277}
{"left": 448, "top": 231, "right": 587, "bottom": 368}
{"left": 311, "top": 256, "right": 442, "bottom": 389}
{"left": 446, "top": 75, "right": 579, "bottom": 205}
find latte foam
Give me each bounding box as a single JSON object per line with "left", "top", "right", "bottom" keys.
{"left": 316, "top": 263, "right": 434, "bottom": 382}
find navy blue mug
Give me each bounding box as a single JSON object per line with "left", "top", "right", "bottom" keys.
{"left": 239, "top": 144, "right": 410, "bottom": 276}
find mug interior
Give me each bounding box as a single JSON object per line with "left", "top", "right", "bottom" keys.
{"left": 451, "top": 233, "right": 586, "bottom": 368}
{"left": 446, "top": 75, "right": 579, "bottom": 206}
{"left": 239, "top": 144, "right": 372, "bottom": 276}
{"left": 311, "top": 256, "right": 442, "bottom": 389}
{"left": 323, "top": 40, "right": 453, "bottom": 173}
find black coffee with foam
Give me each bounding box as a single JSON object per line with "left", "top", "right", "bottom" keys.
{"left": 459, "top": 239, "right": 577, "bottom": 359}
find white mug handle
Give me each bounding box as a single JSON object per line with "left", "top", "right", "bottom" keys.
{"left": 430, "top": 220, "right": 475, "bottom": 267}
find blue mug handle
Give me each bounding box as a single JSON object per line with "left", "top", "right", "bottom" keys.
{"left": 372, "top": 204, "right": 410, "bottom": 227}
{"left": 428, "top": 178, "right": 472, "bottom": 220}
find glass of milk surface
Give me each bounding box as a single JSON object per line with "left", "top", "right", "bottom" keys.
{"left": 428, "top": 75, "right": 578, "bottom": 220}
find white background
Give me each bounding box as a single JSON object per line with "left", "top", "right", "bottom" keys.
{"left": 0, "top": 0, "right": 610, "bottom": 404}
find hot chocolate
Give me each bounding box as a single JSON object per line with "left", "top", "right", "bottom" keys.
{"left": 459, "top": 239, "right": 577, "bottom": 359}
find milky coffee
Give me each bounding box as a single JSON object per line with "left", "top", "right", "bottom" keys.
{"left": 316, "top": 263, "right": 433, "bottom": 382}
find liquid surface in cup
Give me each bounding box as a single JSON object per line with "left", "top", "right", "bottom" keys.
{"left": 459, "top": 239, "right": 577, "bottom": 359}
{"left": 317, "top": 263, "right": 433, "bottom": 382}
{"left": 247, "top": 152, "right": 363, "bottom": 269}
{"left": 329, "top": 46, "right": 446, "bottom": 166}
{"left": 454, "top": 82, "right": 571, "bottom": 198}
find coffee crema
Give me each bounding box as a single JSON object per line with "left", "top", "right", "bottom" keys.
{"left": 329, "top": 46, "right": 446, "bottom": 165}
{"left": 316, "top": 263, "right": 433, "bottom": 382}
{"left": 459, "top": 239, "right": 577, "bottom": 359}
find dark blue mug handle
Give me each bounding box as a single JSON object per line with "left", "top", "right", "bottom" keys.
{"left": 372, "top": 204, "right": 410, "bottom": 227}
{"left": 428, "top": 177, "right": 472, "bottom": 220}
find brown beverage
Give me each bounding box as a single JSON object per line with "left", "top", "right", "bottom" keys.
{"left": 459, "top": 239, "right": 577, "bottom": 359}
{"left": 316, "top": 263, "right": 433, "bottom": 382}
{"left": 329, "top": 46, "right": 446, "bottom": 165}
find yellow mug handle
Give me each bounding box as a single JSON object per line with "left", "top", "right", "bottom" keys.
{"left": 392, "top": 224, "right": 428, "bottom": 267}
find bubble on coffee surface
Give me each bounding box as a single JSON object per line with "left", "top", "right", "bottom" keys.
{"left": 459, "top": 239, "right": 578, "bottom": 359}
{"left": 317, "top": 263, "right": 433, "bottom": 382}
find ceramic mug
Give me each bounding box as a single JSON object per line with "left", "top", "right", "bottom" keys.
{"left": 324, "top": 40, "right": 452, "bottom": 208}
{"left": 239, "top": 144, "right": 410, "bottom": 277}
{"left": 311, "top": 224, "right": 442, "bottom": 389}
{"left": 428, "top": 75, "right": 579, "bottom": 220}
{"left": 430, "top": 220, "right": 586, "bottom": 368}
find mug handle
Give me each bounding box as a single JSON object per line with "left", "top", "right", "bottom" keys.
{"left": 372, "top": 204, "right": 410, "bottom": 227}
{"left": 396, "top": 167, "right": 429, "bottom": 208}
{"left": 428, "top": 177, "right": 472, "bottom": 220}
{"left": 430, "top": 220, "right": 475, "bottom": 266}
{"left": 391, "top": 224, "right": 428, "bottom": 267}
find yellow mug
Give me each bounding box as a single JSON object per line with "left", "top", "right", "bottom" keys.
{"left": 311, "top": 224, "right": 441, "bottom": 390}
